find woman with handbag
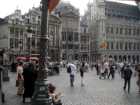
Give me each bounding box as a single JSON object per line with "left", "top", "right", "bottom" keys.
{"left": 16, "top": 62, "right": 24, "bottom": 95}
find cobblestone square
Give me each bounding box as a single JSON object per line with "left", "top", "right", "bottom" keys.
{"left": 1, "top": 69, "right": 140, "bottom": 105}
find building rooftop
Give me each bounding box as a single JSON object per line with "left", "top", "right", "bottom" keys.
{"left": 55, "top": 2, "right": 79, "bottom": 16}
{"left": 105, "top": 1, "right": 140, "bottom": 20}
{"left": 0, "top": 18, "right": 7, "bottom": 24}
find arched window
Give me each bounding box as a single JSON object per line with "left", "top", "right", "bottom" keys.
{"left": 125, "top": 42, "right": 128, "bottom": 50}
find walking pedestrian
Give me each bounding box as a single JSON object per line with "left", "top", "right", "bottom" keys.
{"left": 99, "top": 62, "right": 106, "bottom": 79}
{"left": 108, "top": 64, "right": 116, "bottom": 79}
{"left": 80, "top": 62, "right": 85, "bottom": 86}
{"left": 104, "top": 61, "right": 109, "bottom": 78}
{"left": 67, "top": 62, "right": 77, "bottom": 87}
{"left": 121, "top": 63, "right": 126, "bottom": 79}
{"left": 22, "top": 62, "right": 37, "bottom": 103}
{"left": 16, "top": 62, "right": 24, "bottom": 96}
{"left": 123, "top": 65, "right": 133, "bottom": 93}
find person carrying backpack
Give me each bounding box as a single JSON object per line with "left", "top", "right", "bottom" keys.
{"left": 67, "top": 63, "right": 77, "bottom": 87}
{"left": 123, "top": 65, "right": 133, "bottom": 93}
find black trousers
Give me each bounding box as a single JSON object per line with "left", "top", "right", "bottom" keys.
{"left": 124, "top": 79, "right": 131, "bottom": 93}
{"left": 108, "top": 71, "right": 115, "bottom": 79}
{"left": 70, "top": 74, "right": 74, "bottom": 87}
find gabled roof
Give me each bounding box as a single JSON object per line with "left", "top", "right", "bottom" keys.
{"left": 55, "top": 2, "right": 79, "bottom": 17}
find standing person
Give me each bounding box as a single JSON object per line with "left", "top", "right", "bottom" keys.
{"left": 95, "top": 63, "right": 100, "bottom": 75}
{"left": 67, "top": 62, "right": 77, "bottom": 87}
{"left": 121, "top": 63, "right": 126, "bottom": 79}
{"left": 16, "top": 62, "right": 24, "bottom": 96}
{"left": 22, "top": 63, "right": 37, "bottom": 103}
{"left": 135, "top": 64, "right": 140, "bottom": 93}
{"left": 104, "top": 61, "right": 109, "bottom": 78}
{"left": 99, "top": 62, "right": 105, "bottom": 79}
{"left": 123, "top": 65, "right": 133, "bottom": 93}
{"left": 80, "top": 62, "right": 85, "bottom": 86}
{"left": 137, "top": 69, "right": 140, "bottom": 93}
{"left": 108, "top": 64, "right": 116, "bottom": 79}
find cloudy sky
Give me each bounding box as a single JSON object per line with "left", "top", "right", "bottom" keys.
{"left": 0, "top": 0, "right": 136, "bottom": 18}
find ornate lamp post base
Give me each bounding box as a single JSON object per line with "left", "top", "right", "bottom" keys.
{"left": 31, "top": 79, "right": 52, "bottom": 105}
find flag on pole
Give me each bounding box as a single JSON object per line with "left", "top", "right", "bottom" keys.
{"left": 48, "top": 0, "right": 60, "bottom": 12}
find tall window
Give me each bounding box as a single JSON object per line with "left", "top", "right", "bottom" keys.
{"left": 62, "top": 32, "right": 66, "bottom": 41}
{"left": 129, "top": 42, "right": 131, "bottom": 50}
{"left": 134, "top": 43, "right": 136, "bottom": 50}
{"left": 129, "top": 29, "right": 131, "bottom": 35}
{"left": 125, "top": 42, "right": 128, "bottom": 50}
{"left": 133, "top": 29, "right": 136, "bottom": 35}
{"left": 116, "top": 27, "right": 118, "bottom": 34}
{"left": 62, "top": 44, "right": 66, "bottom": 49}
{"left": 120, "top": 42, "right": 123, "bottom": 50}
{"left": 74, "top": 32, "right": 78, "bottom": 41}
{"left": 68, "top": 44, "right": 73, "bottom": 49}
{"left": 107, "top": 41, "right": 109, "bottom": 49}
{"left": 15, "top": 28, "right": 19, "bottom": 38}
{"left": 111, "top": 42, "right": 114, "bottom": 49}
{"left": 111, "top": 27, "right": 113, "bottom": 34}
{"left": 10, "top": 38, "right": 14, "bottom": 48}
{"left": 125, "top": 28, "right": 128, "bottom": 35}
{"left": 10, "top": 27, "right": 14, "bottom": 35}
{"left": 137, "top": 43, "right": 139, "bottom": 50}
{"left": 137, "top": 29, "right": 139, "bottom": 36}
{"left": 116, "top": 42, "right": 119, "bottom": 50}
{"left": 120, "top": 28, "right": 123, "bottom": 34}
{"left": 106, "top": 27, "right": 109, "bottom": 33}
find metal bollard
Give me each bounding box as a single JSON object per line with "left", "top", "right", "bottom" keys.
{"left": 2, "top": 65, "right": 10, "bottom": 82}
{"left": 0, "top": 66, "right": 5, "bottom": 103}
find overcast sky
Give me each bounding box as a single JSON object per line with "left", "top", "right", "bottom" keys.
{"left": 0, "top": 0, "right": 136, "bottom": 18}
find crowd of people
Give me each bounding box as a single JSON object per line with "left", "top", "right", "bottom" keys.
{"left": 9, "top": 59, "right": 140, "bottom": 104}
{"left": 16, "top": 60, "right": 38, "bottom": 103}
{"left": 66, "top": 60, "right": 140, "bottom": 94}
{"left": 14, "top": 60, "right": 62, "bottom": 105}
{"left": 94, "top": 61, "right": 140, "bottom": 93}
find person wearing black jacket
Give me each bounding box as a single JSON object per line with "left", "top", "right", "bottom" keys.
{"left": 123, "top": 65, "right": 133, "bottom": 93}
{"left": 22, "top": 63, "right": 37, "bottom": 103}
{"left": 108, "top": 64, "right": 116, "bottom": 79}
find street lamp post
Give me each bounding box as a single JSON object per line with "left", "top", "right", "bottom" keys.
{"left": 26, "top": 27, "right": 33, "bottom": 57}
{"left": 31, "top": 0, "right": 60, "bottom": 104}
{"left": 31, "top": 0, "right": 51, "bottom": 105}
{"left": 32, "top": 0, "right": 52, "bottom": 105}
{"left": 27, "top": 33, "right": 32, "bottom": 57}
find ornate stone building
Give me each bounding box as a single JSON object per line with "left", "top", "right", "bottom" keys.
{"left": 23, "top": 7, "right": 62, "bottom": 62}
{"left": 0, "top": 7, "right": 62, "bottom": 62}
{"left": 80, "top": 16, "right": 90, "bottom": 63}
{"left": 55, "top": 2, "right": 80, "bottom": 62}
{"left": 87, "top": 0, "right": 140, "bottom": 63}
{"left": 0, "top": 9, "right": 26, "bottom": 61}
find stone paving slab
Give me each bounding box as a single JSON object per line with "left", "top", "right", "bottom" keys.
{"left": 1, "top": 69, "right": 140, "bottom": 105}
